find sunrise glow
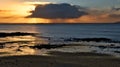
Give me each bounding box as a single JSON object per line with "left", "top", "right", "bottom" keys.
{"left": 24, "top": 1, "right": 52, "bottom": 5}
{"left": 0, "top": 0, "right": 119, "bottom": 23}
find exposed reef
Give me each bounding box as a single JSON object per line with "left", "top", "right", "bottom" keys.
{"left": 0, "top": 32, "right": 36, "bottom": 37}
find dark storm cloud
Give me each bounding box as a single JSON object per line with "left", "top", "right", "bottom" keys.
{"left": 112, "top": 7, "right": 120, "bottom": 11}
{"left": 114, "top": 8, "right": 120, "bottom": 11}
{"left": 28, "top": 3, "right": 88, "bottom": 19}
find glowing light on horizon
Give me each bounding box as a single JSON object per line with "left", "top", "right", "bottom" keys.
{"left": 24, "top": 1, "right": 52, "bottom": 5}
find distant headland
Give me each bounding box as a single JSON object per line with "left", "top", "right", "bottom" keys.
{"left": 115, "top": 21, "right": 120, "bottom": 23}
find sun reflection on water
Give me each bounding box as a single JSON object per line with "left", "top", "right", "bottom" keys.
{"left": 0, "top": 35, "right": 49, "bottom": 56}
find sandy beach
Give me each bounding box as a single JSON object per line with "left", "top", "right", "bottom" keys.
{"left": 0, "top": 52, "right": 120, "bottom": 67}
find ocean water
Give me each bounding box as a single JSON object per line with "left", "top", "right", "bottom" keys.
{"left": 0, "top": 23, "right": 120, "bottom": 57}
{"left": 0, "top": 23, "right": 120, "bottom": 40}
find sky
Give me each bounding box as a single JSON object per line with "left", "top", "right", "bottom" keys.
{"left": 0, "top": 0, "right": 120, "bottom": 23}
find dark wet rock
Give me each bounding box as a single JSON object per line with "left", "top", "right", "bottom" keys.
{"left": 114, "top": 51, "right": 120, "bottom": 53}
{"left": 98, "top": 45, "right": 120, "bottom": 49}
{"left": 48, "top": 51, "right": 111, "bottom": 56}
{"left": 16, "top": 49, "right": 23, "bottom": 52}
{"left": 98, "top": 46, "right": 107, "bottom": 49}
{"left": 30, "top": 44, "right": 65, "bottom": 49}
{"left": 0, "top": 32, "right": 36, "bottom": 37}
{"left": 64, "top": 38, "right": 112, "bottom": 42}
{"left": 0, "top": 52, "right": 10, "bottom": 54}
{"left": 109, "top": 46, "right": 120, "bottom": 49}
{"left": 0, "top": 43, "right": 5, "bottom": 49}
{"left": 64, "top": 38, "right": 120, "bottom": 43}
{"left": 115, "top": 21, "right": 120, "bottom": 24}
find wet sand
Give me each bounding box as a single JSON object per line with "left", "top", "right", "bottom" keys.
{"left": 0, "top": 52, "right": 120, "bottom": 67}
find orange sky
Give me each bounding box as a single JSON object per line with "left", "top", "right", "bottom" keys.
{"left": 0, "top": 1, "right": 119, "bottom": 23}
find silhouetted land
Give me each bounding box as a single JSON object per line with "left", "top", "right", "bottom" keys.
{"left": 115, "top": 21, "right": 120, "bottom": 23}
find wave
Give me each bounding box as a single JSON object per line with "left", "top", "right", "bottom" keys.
{"left": 63, "top": 38, "right": 120, "bottom": 43}
{"left": 0, "top": 32, "right": 36, "bottom": 37}
{"left": 0, "top": 32, "right": 120, "bottom": 43}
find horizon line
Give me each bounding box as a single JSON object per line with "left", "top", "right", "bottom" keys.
{"left": 0, "top": 22, "right": 118, "bottom": 25}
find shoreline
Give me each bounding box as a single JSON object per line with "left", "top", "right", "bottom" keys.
{"left": 0, "top": 52, "right": 120, "bottom": 67}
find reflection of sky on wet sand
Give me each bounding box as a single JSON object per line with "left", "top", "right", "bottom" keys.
{"left": 0, "top": 25, "right": 51, "bottom": 56}
{"left": 0, "top": 35, "right": 49, "bottom": 56}
{"left": 0, "top": 34, "right": 120, "bottom": 57}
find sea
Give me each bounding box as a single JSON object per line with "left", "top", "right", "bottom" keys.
{"left": 0, "top": 23, "right": 120, "bottom": 57}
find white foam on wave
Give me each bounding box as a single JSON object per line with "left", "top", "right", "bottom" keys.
{"left": 47, "top": 41, "right": 120, "bottom": 57}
